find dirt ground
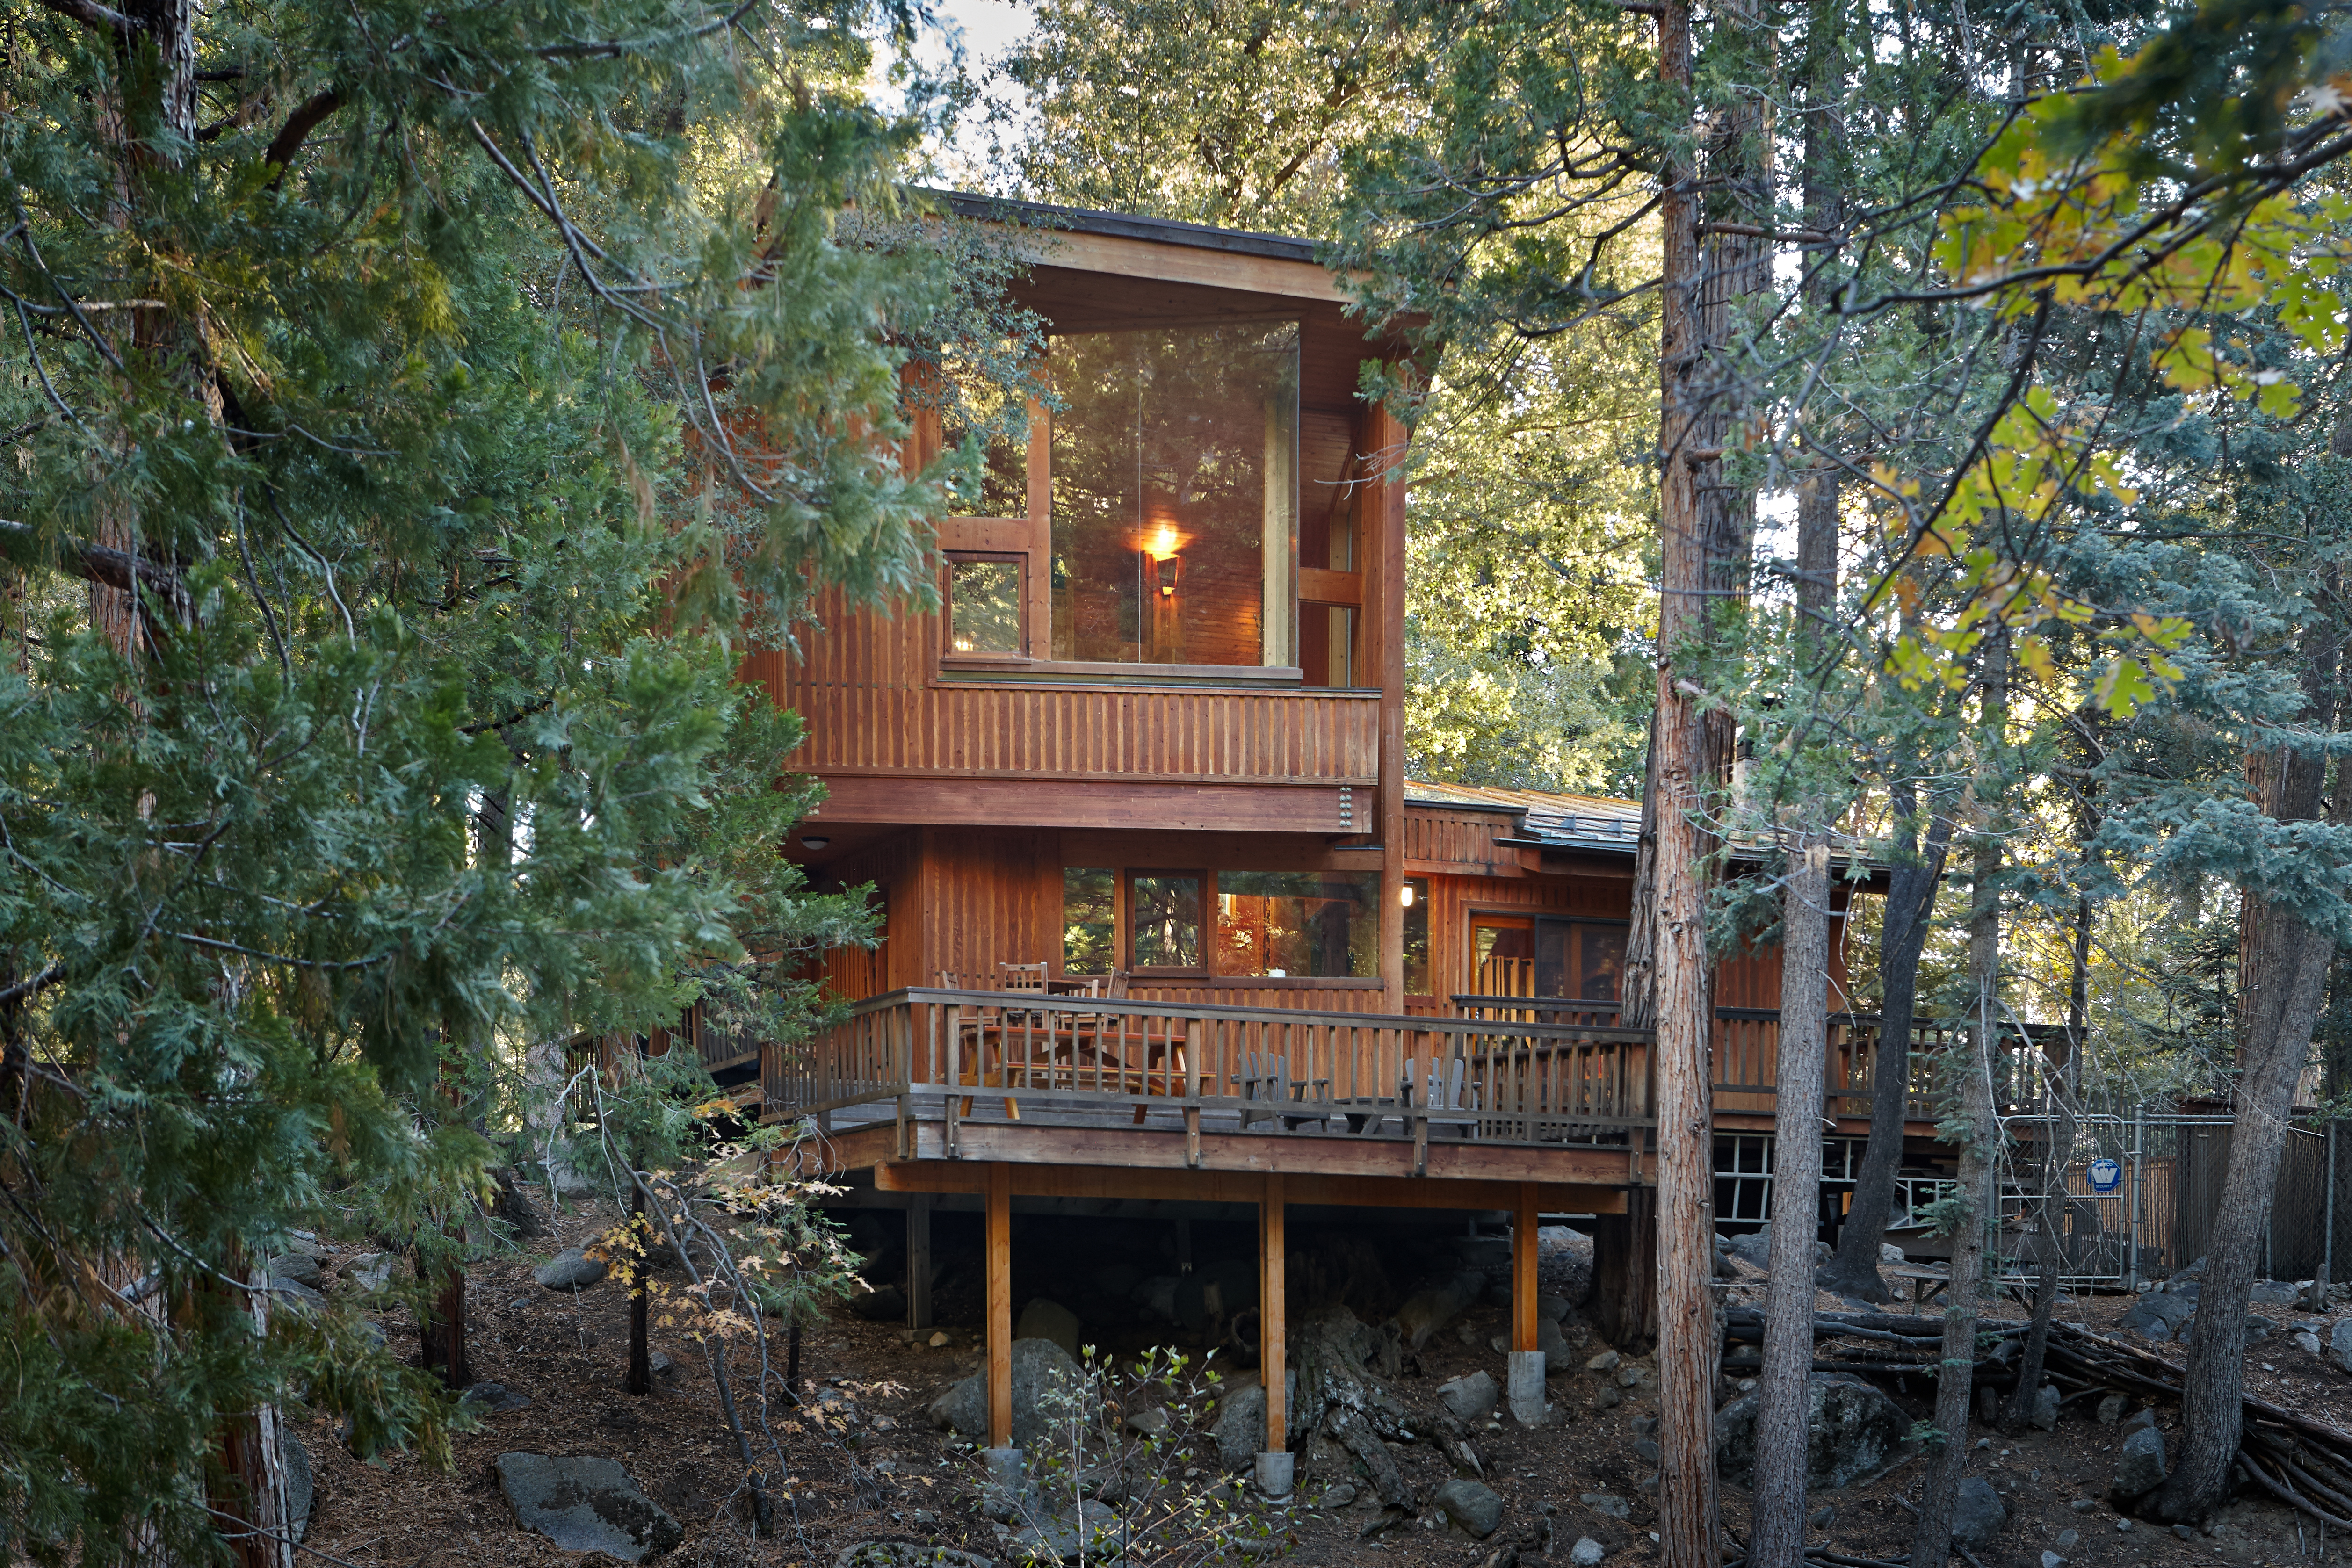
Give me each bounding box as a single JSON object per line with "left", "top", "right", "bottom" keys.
{"left": 298, "top": 1193, "right": 2350, "bottom": 1568}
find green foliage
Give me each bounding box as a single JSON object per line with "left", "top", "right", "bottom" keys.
{"left": 0, "top": 0, "right": 1017, "bottom": 1556}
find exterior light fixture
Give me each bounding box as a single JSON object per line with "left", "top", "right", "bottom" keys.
{"left": 1400, "top": 884, "right": 1417, "bottom": 907}
{"left": 1144, "top": 520, "right": 1183, "bottom": 598}
{"left": 800, "top": 835, "right": 831, "bottom": 851}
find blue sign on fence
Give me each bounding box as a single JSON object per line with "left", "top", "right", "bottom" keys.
{"left": 2089, "top": 1157, "right": 2123, "bottom": 1194}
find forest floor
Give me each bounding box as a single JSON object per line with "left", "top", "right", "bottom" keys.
{"left": 297, "top": 1188, "right": 2344, "bottom": 1568}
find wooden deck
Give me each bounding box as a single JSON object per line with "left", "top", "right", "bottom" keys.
{"left": 763, "top": 987, "right": 1656, "bottom": 1176}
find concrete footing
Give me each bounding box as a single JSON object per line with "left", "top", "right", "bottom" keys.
{"left": 1507, "top": 1350, "right": 1549, "bottom": 1426}
{"left": 1254, "top": 1451, "right": 1295, "bottom": 1498}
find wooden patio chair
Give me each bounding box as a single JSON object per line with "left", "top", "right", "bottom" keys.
{"left": 1414, "top": 1058, "right": 1482, "bottom": 1139}
{"left": 1235, "top": 1052, "right": 1332, "bottom": 1133}
{"left": 945, "top": 965, "right": 1038, "bottom": 1121}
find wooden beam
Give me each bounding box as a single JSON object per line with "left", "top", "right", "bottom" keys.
{"left": 1009, "top": 230, "right": 1359, "bottom": 304}
{"left": 804, "top": 777, "right": 1371, "bottom": 831}
{"left": 872, "top": 1155, "right": 1628, "bottom": 1214}
{"left": 892, "top": 1119, "right": 1643, "bottom": 1189}
{"left": 1296, "top": 566, "right": 1363, "bottom": 607}
{"left": 1513, "top": 1183, "right": 1539, "bottom": 1355}
{"left": 986, "top": 1163, "right": 1012, "bottom": 1449}
{"left": 1262, "top": 1173, "right": 1287, "bottom": 1455}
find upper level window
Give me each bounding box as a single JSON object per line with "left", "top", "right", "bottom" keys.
{"left": 1050, "top": 323, "right": 1299, "bottom": 667}
{"left": 946, "top": 555, "right": 1024, "bottom": 655}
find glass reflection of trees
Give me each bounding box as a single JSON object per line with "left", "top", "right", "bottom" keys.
{"left": 1050, "top": 323, "right": 1298, "bottom": 666}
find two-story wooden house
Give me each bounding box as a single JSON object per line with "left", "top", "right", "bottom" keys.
{"left": 742, "top": 197, "right": 1945, "bottom": 1476}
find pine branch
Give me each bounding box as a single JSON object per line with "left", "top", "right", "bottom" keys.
{"left": 0, "top": 518, "right": 192, "bottom": 621}
{"left": 30, "top": 0, "right": 136, "bottom": 38}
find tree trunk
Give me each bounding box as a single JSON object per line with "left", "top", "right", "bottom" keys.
{"left": 1911, "top": 639, "right": 2005, "bottom": 1564}
{"left": 627, "top": 1176, "right": 653, "bottom": 1395}
{"left": 1653, "top": 0, "right": 1721, "bottom": 1556}
{"left": 2000, "top": 892, "right": 2089, "bottom": 1432}
{"left": 1594, "top": 1187, "right": 1660, "bottom": 1347}
{"left": 1819, "top": 784, "right": 1952, "bottom": 1299}
{"left": 1751, "top": 149, "right": 1841, "bottom": 1549}
{"left": 2158, "top": 694, "right": 2346, "bottom": 1519}
{"left": 1752, "top": 832, "right": 1830, "bottom": 1567}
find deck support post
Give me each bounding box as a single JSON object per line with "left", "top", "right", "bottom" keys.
{"left": 907, "top": 1193, "right": 933, "bottom": 1332}
{"left": 1509, "top": 1183, "right": 1548, "bottom": 1425}
{"left": 1257, "top": 1171, "right": 1291, "bottom": 1496}
{"left": 985, "top": 1162, "right": 1013, "bottom": 1452}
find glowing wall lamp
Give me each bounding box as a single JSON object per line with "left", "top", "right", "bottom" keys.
{"left": 1400, "top": 883, "right": 1417, "bottom": 908}
{"left": 1144, "top": 520, "right": 1184, "bottom": 599}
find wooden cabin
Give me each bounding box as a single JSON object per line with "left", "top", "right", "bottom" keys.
{"left": 740, "top": 198, "right": 1951, "bottom": 1466}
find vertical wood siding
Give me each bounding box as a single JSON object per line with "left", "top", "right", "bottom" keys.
{"left": 744, "top": 593, "right": 1381, "bottom": 785}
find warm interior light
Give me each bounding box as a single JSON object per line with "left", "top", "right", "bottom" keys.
{"left": 1401, "top": 884, "right": 1417, "bottom": 908}
{"left": 1146, "top": 521, "right": 1181, "bottom": 560}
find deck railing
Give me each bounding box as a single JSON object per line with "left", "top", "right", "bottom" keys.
{"left": 764, "top": 987, "right": 1657, "bottom": 1150}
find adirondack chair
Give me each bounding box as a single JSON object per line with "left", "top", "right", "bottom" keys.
{"left": 1235, "top": 1051, "right": 1331, "bottom": 1132}
{"left": 1414, "top": 1057, "right": 1482, "bottom": 1139}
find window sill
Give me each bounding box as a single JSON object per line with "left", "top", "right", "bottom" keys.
{"left": 936, "top": 656, "right": 1315, "bottom": 687}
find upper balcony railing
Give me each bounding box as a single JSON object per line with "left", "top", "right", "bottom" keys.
{"left": 764, "top": 987, "right": 1654, "bottom": 1154}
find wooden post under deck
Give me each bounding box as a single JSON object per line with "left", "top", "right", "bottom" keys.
{"left": 1261, "top": 1172, "right": 1287, "bottom": 1453}
{"left": 907, "top": 1193, "right": 933, "bottom": 1332}
{"left": 1368, "top": 398, "right": 1410, "bottom": 1006}
{"left": 1513, "top": 1183, "right": 1540, "bottom": 1354}
{"left": 986, "top": 1163, "right": 1013, "bottom": 1449}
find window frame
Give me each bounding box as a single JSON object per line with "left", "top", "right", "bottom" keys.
{"left": 941, "top": 550, "right": 1028, "bottom": 661}
{"left": 1125, "top": 867, "right": 1211, "bottom": 977}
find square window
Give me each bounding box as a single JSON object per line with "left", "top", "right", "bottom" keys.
{"left": 1129, "top": 873, "right": 1204, "bottom": 970}
{"left": 946, "top": 556, "right": 1023, "bottom": 656}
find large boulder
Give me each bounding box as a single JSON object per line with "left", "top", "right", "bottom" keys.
{"left": 2253, "top": 1280, "right": 2300, "bottom": 1307}
{"left": 2120, "top": 1290, "right": 2194, "bottom": 1342}
{"left": 1016, "top": 1299, "right": 1083, "bottom": 1360}
{"left": 1396, "top": 1270, "right": 1487, "bottom": 1349}
{"left": 1952, "top": 1477, "right": 2006, "bottom": 1546}
{"left": 1715, "top": 1374, "right": 1913, "bottom": 1491}
{"left": 2112, "top": 1425, "right": 2167, "bottom": 1501}
{"left": 835, "top": 1545, "right": 996, "bottom": 1568}
{"left": 280, "top": 1431, "right": 314, "bottom": 1546}
{"left": 2332, "top": 1318, "right": 2352, "bottom": 1375}
{"left": 1007, "top": 1501, "right": 1124, "bottom": 1565}
{"left": 267, "top": 1252, "right": 324, "bottom": 1290}
{"left": 535, "top": 1247, "right": 608, "bottom": 1291}
{"left": 1210, "top": 1373, "right": 1298, "bottom": 1471}
{"left": 1537, "top": 1226, "right": 1596, "bottom": 1307}
{"left": 926, "top": 1338, "right": 1085, "bottom": 1452}
{"left": 1432, "top": 1478, "right": 1505, "bottom": 1540}
{"left": 495, "top": 1452, "right": 682, "bottom": 1562}
{"left": 1437, "top": 1372, "right": 1498, "bottom": 1424}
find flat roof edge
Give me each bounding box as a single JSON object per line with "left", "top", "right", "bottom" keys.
{"left": 925, "top": 189, "right": 1324, "bottom": 266}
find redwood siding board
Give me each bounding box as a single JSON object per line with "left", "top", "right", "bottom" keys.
{"left": 775, "top": 588, "right": 1379, "bottom": 786}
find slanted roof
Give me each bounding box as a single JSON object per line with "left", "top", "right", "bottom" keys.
{"left": 1406, "top": 780, "right": 1642, "bottom": 855}
{"left": 1406, "top": 778, "right": 1884, "bottom": 880}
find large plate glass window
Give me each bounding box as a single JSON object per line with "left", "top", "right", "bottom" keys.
{"left": 1469, "top": 915, "right": 1627, "bottom": 1004}
{"left": 1049, "top": 322, "right": 1299, "bottom": 667}
{"left": 1214, "top": 870, "right": 1379, "bottom": 978}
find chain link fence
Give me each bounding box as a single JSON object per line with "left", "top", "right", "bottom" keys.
{"left": 1717, "top": 1111, "right": 2352, "bottom": 1290}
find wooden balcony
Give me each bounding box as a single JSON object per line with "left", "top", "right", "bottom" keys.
{"left": 763, "top": 987, "right": 1653, "bottom": 1186}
